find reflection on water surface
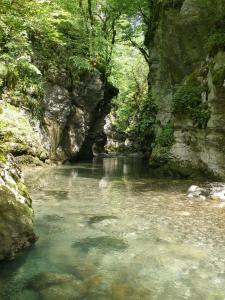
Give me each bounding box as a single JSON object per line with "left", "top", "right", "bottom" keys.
{"left": 1, "top": 157, "right": 225, "bottom": 299}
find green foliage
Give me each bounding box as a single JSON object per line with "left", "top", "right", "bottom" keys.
{"left": 173, "top": 74, "right": 210, "bottom": 129}
{"left": 0, "top": 0, "right": 158, "bottom": 154}
{"left": 0, "top": 0, "right": 149, "bottom": 111}
{"left": 151, "top": 122, "right": 174, "bottom": 163}
{"left": 212, "top": 65, "right": 225, "bottom": 87}
{"left": 156, "top": 124, "right": 174, "bottom": 147}
{"left": 207, "top": 15, "right": 225, "bottom": 55}
{"left": 109, "top": 39, "right": 157, "bottom": 149}
{"left": 18, "top": 182, "right": 30, "bottom": 198}
{"left": 208, "top": 33, "right": 225, "bottom": 54}
{"left": 0, "top": 0, "right": 94, "bottom": 114}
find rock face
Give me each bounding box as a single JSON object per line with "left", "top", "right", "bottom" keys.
{"left": 0, "top": 70, "right": 117, "bottom": 261}
{"left": 0, "top": 155, "right": 36, "bottom": 261}
{"left": 43, "top": 71, "right": 118, "bottom": 161}
{"left": 104, "top": 116, "right": 142, "bottom": 154}
{"left": 148, "top": 0, "right": 225, "bottom": 179}
{"left": 0, "top": 103, "right": 48, "bottom": 166}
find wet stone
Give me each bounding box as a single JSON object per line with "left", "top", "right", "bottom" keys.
{"left": 87, "top": 215, "right": 119, "bottom": 226}
{"left": 44, "top": 214, "right": 65, "bottom": 222}
{"left": 40, "top": 282, "right": 83, "bottom": 300}
{"left": 27, "top": 272, "right": 76, "bottom": 290}
{"left": 44, "top": 190, "right": 69, "bottom": 200}
{"left": 67, "top": 263, "right": 97, "bottom": 280}
{"left": 27, "top": 272, "right": 85, "bottom": 300}
{"left": 72, "top": 236, "right": 128, "bottom": 253}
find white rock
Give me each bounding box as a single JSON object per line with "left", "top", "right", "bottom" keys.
{"left": 199, "top": 195, "right": 206, "bottom": 201}
{"left": 211, "top": 191, "right": 225, "bottom": 201}
{"left": 214, "top": 202, "right": 225, "bottom": 208}
{"left": 188, "top": 185, "right": 202, "bottom": 193}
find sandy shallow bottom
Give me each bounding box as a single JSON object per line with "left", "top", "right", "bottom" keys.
{"left": 1, "top": 157, "right": 225, "bottom": 299}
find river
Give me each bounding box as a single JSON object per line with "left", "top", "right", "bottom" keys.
{"left": 0, "top": 157, "right": 225, "bottom": 299}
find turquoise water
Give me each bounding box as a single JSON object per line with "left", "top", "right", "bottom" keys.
{"left": 1, "top": 158, "right": 225, "bottom": 299}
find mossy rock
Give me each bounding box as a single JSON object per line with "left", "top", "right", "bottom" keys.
{"left": 212, "top": 65, "right": 225, "bottom": 87}
{"left": 14, "top": 155, "right": 44, "bottom": 167}
{"left": 0, "top": 184, "right": 36, "bottom": 260}
{"left": 0, "top": 103, "right": 47, "bottom": 161}
{"left": 173, "top": 73, "right": 210, "bottom": 129}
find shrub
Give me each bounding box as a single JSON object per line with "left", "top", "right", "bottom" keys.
{"left": 173, "top": 74, "right": 210, "bottom": 129}
{"left": 156, "top": 124, "right": 174, "bottom": 148}
{"left": 207, "top": 33, "right": 225, "bottom": 55}
{"left": 212, "top": 65, "right": 225, "bottom": 87}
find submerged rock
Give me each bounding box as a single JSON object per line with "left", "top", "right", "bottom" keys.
{"left": 0, "top": 155, "right": 36, "bottom": 261}
{"left": 28, "top": 272, "right": 85, "bottom": 300}
{"left": 72, "top": 236, "right": 128, "bottom": 253}
{"left": 67, "top": 263, "right": 97, "bottom": 280}
{"left": 28, "top": 272, "right": 78, "bottom": 290}
{"left": 27, "top": 270, "right": 151, "bottom": 300}
{"left": 87, "top": 215, "right": 119, "bottom": 226}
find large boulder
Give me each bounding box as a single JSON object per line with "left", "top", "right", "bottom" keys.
{"left": 0, "top": 155, "right": 36, "bottom": 261}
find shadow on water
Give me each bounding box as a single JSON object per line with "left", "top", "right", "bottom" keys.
{"left": 87, "top": 215, "right": 119, "bottom": 226}
{"left": 0, "top": 246, "right": 34, "bottom": 278}
{"left": 72, "top": 236, "right": 129, "bottom": 253}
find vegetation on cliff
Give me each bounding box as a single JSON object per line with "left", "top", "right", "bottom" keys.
{"left": 1, "top": 0, "right": 225, "bottom": 165}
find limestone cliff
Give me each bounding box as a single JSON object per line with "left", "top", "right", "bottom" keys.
{"left": 43, "top": 71, "right": 118, "bottom": 161}
{"left": 148, "top": 0, "right": 225, "bottom": 179}
{"left": 0, "top": 71, "right": 117, "bottom": 165}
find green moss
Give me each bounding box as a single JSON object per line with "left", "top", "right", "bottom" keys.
{"left": 14, "top": 155, "right": 44, "bottom": 167}
{"left": 0, "top": 120, "right": 7, "bottom": 131}
{"left": 18, "top": 182, "right": 30, "bottom": 199}
{"left": 0, "top": 153, "right": 6, "bottom": 163}
{"left": 207, "top": 32, "right": 225, "bottom": 55}
{"left": 105, "top": 144, "right": 125, "bottom": 154}
{"left": 156, "top": 123, "right": 174, "bottom": 148}
{"left": 163, "top": 0, "right": 184, "bottom": 9}
{"left": 150, "top": 121, "right": 175, "bottom": 165}
{"left": 212, "top": 66, "right": 225, "bottom": 87}
{"left": 173, "top": 74, "right": 210, "bottom": 129}
{"left": 207, "top": 14, "right": 225, "bottom": 56}
{"left": 0, "top": 104, "right": 46, "bottom": 159}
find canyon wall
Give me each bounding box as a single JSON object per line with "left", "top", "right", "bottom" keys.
{"left": 149, "top": 0, "right": 225, "bottom": 179}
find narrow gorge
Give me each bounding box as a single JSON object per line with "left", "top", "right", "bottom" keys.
{"left": 1, "top": 0, "right": 225, "bottom": 299}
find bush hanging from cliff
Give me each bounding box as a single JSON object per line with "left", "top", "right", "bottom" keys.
{"left": 173, "top": 74, "right": 210, "bottom": 129}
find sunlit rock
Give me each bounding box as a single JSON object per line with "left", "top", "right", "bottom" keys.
{"left": 187, "top": 182, "right": 225, "bottom": 202}
{"left": 0, "top": 155, "right": 36, "bottom": 261}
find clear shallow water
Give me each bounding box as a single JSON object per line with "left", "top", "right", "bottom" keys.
{"left": 1, "top": 158, "right": 225, "bottom": 299}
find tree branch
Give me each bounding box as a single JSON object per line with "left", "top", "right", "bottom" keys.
{"left": 87, "top": 0, "right": 94, "bottom": 26}
{"left": 129, "top": 39, "right": 150, "bottom": 64}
